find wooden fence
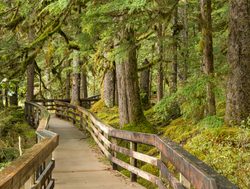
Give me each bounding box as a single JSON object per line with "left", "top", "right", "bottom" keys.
{"left": 54, "top": 100, "right": 238, "bottom": 189}
{"left": 0, "top": 97, "right": 238, "bottom": 189}
{"left": 32, "top": 95, "right": 100, "bottom": 110}
{"left": 0, "top": 102, "right": 59, "bottom": 189}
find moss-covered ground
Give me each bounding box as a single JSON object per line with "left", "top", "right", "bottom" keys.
{"left": 0, "top": 107, "right": 36, "bottom": 170}
{"left": 90, "top": 100, "right": 250, "bottom": 189}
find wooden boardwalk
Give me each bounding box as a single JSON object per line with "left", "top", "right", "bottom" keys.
{"left": 49, "top": 116, "right": 144, "bottom": 189}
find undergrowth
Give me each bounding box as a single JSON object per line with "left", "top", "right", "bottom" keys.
{"left": 0, "top": 107, "right": 36, "bottom": 170}
{"left": 90, "top": 100, "right": 250, "bottom": 188}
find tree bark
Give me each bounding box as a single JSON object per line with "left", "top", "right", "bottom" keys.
{"left": 26, "top": 62, "right": 35, "bottom": 101}
{"left": 103, "top": 68, "right": 115, "bottom": 108}
{"left": 170, "top": 7, "right": 178, "bottom": 94}
{"left": 80, "top": 68, "right": 88, "bottom": 99}
{"left": 182, "top": 0, "right": 189, "bottom": 81}
{"left": 225, "top": 0, "right": 250, "bottom": 125}
{"left": 116, "top": 62, "right": 129, "bottom": 127}
{"left": 124, "top": 28, "right": 146, "bottom": 124}
{"left": 70, "top": 51, "right": 80, "bottom": 105}
{"left": 4, "top": 88, "right": 8, "bottom": 107}
{"left": 200, "top": 0, "right": 216, "bottom": 116}
{"left": 140, "top": 59, "right": 150, "bottom": 107}
{"left": 0, "top": 89, "right": 3, "bottom": 108}
{"left": 156, "top": 24, "right": 164, "bottom": 101}
{"left": 66, "top": 71, "right": 71, "bottom": 99}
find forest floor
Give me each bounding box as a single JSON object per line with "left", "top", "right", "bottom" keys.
{"left": 91, "top": 100, "right": 250, "bottom": 189}
{"left": 0, "top": 107, "right": 36, "bottom": 170}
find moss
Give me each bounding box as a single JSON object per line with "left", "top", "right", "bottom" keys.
{"left": 91, "top": 100, "right": 120, "bottom": 128}
{"left": 0, "top": 107, "right": 36, "bottom": 168}
{"left": 183, "top": 126, "right": 250, "bottom": 188}
{"left": 162, "top": 118, "right": 199, "bottom": 143}
{"left": 123, "top": 121, "right": 157, "bottom": 134}
{"left": 91, "top": 99, "right": 105, "bottom": 113}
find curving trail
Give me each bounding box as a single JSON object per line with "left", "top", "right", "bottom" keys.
{"left": 49, "top": 116, "right": 144, "bottom": 189}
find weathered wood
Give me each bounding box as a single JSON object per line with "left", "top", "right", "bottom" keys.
{"left": 130, "top": 142, "right": 137, "bottom": 182}
{"left": 31, "top": 160, "right": 55, "bottom": 189}
{"left": 111, "top": 156, "right": 163, "bottom": 186}
{"left": 111, "top": 144, "right": 159, "bottom": 167}
{"left": 160, "top": 161, "right": 185, "bottom": 189}
{"left": 86, "top": 127, "right": 111, "bottom": 158}
{"left": 155, "top": 137, "right": 238, "bottom": 189}
{"left": 0, "top": 136, "right": 58, "bottom": 189}
{"left": 0, "top": 101, "right": 59, "bottom": 189}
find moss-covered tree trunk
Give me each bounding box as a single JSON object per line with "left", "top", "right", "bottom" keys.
{"left": 200, "top": 0, "right": 216, "bottom": 116}
{"left": 140, "top": 59, "right": 150, "bottom": 108}
{"left": 225, "top": 0, "right": 250, "bottom": 125}
{"left": 66, "top": 71, "right": 71, "bottom": 99}
{"left": 103, "top": 68, "right": 116, "bottom": 108}
{"left": 170, "top": 7, "right": 178, "bottom": 94}
{"left": 182, "top": 0, "right": 189, "bottom": 81}
{"left": 4, "top": 88, "right": 8, "bottom": 107}
{"left": 116, "top": 61, "right": 129, "bottom": 127}
{"left": 124, "top": 28, "right": 146, "bottom": 125}
{"left": 156, "top": 24, "right": 164, "bottom": 102}
{"left": 70, "top": 51, "right": 80, "bottom": 106}
{"left": 0, "top": 89, "right": 3, "bottom": 108}
{"left": 26, "top": 62, "right": 35, "bottom": 102}
{"left": 80, "top": 68, "right": 88, "bottom": 99}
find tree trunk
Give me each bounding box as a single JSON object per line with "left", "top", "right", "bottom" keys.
{"left": 0, "top": 89, "right": 3, "bottom": 108}
{"left": 10, "top": 85, "right": 18, "bottom": 106}
{"left": 26, "top": 62, "right": 35, "bottom": 101}
{"left": 170, "top": 7, "right": 178, "bottom": 94}
{"left": 124, "top": 28, "right": 146, "bottom": 124}
{"left": 200, "top": 0, "right": 216, "bottom": 116}
{"left": 116, "top": 62, "right": 129, "bottom": 127}
{"left": 225, "top": 0, "right": 250, "bottom": 125}
{"left": 140, "top": 59, "right": 150, "bottom": 107}
{"left": 66, "top": 71, "right": 71, "bottom": 99}
{"left": 4, "top": 88, "right": 8, "bottom": 107}
{"left": 80, "top": 68, "right": 88, "bottom": 99}
{"left": 103, "top": 69, "right": 115, "bottom": 108}
{"left": 182, "top": 0, "right": 189, "bottom": 81}
{"left": 156, "top": 24, "right": 164, "bottom": 101}
{"left": 71, "top": 51, "right": 80, "bottom": 106}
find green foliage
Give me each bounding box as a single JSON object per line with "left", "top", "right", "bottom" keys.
{"left": 39, "top": 0, "right": 70, "bottom": 16}
{"left": 185, "top": 126, "right": 250, "bottom": 188}
{"left": 198, "top": 116, "right": 224, "bottom": 128}
{"left": 123, "top": 121, "right": 156, "bottom": 134}
{"left": 0, "top": 107, "right": 36, "bottom": 169}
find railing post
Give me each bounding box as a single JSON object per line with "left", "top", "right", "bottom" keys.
{"left": 80, "top": 112, "right": 86, "bottom": 132}
{"left": 73, "top": 107, "right": 76, "bottom": 125}
{"left": 111, "top": 137, "right": 118, "bottom": 170}
{"left": 130, "top": 142, "right": 137, "bottom": 182}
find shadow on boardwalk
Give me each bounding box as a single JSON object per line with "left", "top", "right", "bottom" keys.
{"left": 49, "top": 116, "right": 144, "bottom": 189}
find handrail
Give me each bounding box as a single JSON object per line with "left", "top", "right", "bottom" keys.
{"left": 54, "top": 100, "right": 238, "bottom": 189}
{"left": 32, "top": 95, "right": 101, "bottom": 110}
{"left": 0, "top": 102, "right": 59, "bottom": 189}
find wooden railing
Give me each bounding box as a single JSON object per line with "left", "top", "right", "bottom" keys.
{"left": 54, "top": 101, "right": 238, "bottom": 189}
{"left": 0, "top": 102, "right": 59, "bottom": 189}
{"left": 32, "top": 95, "right": 100, "bottom": 110}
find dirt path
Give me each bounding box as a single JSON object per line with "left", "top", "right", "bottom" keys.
{"left": 49, "top": 117, "right": 144, "bottom": 189}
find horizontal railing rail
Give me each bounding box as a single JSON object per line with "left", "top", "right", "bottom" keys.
{"left": 54, "top": 100, "right": 238, "bottom": 189}
{"left": 32, "top": 95, "right": 101, "bottom": 110}
{"left": 0, "top": 102, "right": 59, "bottom": 189}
